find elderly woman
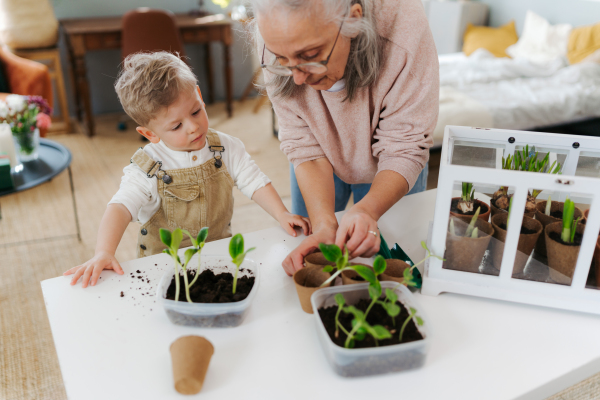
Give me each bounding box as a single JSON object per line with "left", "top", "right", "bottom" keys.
{"left": 252, "top": 0, "right": 439, "bottom": 275}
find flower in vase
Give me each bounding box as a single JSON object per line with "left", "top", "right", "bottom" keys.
{"left": 36, "top": 113, "right": 52, "bottom": 130}
{"left": 0, "top": 102, "right": 8, "bottom": 118}
{"left": 6, "top": 94, "right": 26, "bottom": 113}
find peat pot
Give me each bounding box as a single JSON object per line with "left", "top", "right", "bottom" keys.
{"left": 293, "top": 265, "right": 332, "bottom": 314}
{"left": 444, "top": 218, "right": 494, "bottom": 273}
{"left": 491, "top": 213, "right": 542, "bottom": 275}
{"left": 545, "top": 221, "right": 586, "bottom": 285}
{"left": 449, "top": 197, "right": 491, "bottom": 223}
{"left": 534, "top": 201, "right": 583, "bottom": 257}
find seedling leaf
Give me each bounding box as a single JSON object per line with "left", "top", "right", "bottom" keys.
{"left": 368, "top": 284, "right": 382, "bottom": 300}
{"left": 319, "top": 243, "right": 342, "bottom": 262}
{"left": 323, "top": 265, "right": 334, "bottom": 273}
{"left": 159, "top": 228, "right": 171, "bottom": 247}
{"left": 229, "top": 233, "right": 244, "bottom": 259}
{"left": 183, "top": 248, "right": 198, "bottom": 266}
{"left": 197, "top": 227, "right": 209, "bottom": 246}
{"left": 373, "top": 255, "right": 386, "bottom": 275}
{"left": 171, "top": 229, "right": 183, "bottom": 252}
{"left": 334, "top": 293, "right": 345, "bottom": 307}
{"left": 354, "top": 265, "right": 377, "bottom": 285}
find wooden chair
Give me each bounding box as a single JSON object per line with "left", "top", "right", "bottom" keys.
{"left": 12, "top": 46, "right": 70, "bottom": 134}
{"left": 122, "top": 8, "right": 186, "bottom": 60}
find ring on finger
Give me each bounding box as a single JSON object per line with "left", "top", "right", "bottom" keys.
{"left": 368, "top": 230, "right": 378, "bottom": 237}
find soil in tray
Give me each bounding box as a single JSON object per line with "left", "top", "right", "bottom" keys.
{"left": 318, "top": 298, "right": 423, "bottom": 349}
{"left": 498, "top": 223, "right": 538, "bottom": 235}
{"left": 451, "top": 198, "right": 488, "bottom": 215}
{"left": 549, "top": 232, "right": 583, "bottom": 247}
{"left": 166, "top": 269, "right": 254, "bottom": 303}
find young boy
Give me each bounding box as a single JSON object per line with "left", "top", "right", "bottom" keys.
{"left": 65, "top": 51, "right": 310, "bottom": 288}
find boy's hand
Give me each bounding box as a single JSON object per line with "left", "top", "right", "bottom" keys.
{"left": 63, "top": 251, "right": 124, "bottom": 288}
{"left": 278, "top": 211, "right": 311, "bottom": 237}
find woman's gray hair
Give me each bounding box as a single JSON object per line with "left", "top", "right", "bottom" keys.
{"left": 249, "top": 0, "right": 382, "bottom": 102}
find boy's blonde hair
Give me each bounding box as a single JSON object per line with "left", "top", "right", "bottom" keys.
{"left": 115, "top": 51, "right": 197, "bottom": 127}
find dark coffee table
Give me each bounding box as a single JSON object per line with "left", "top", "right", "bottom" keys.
{"left": 0, "top": 138, "right": 81, "bottom": 246}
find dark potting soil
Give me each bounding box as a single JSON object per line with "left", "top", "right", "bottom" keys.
{"left": 498, "top": 223, "right": 538, "bottom": 235}
{"left": 450, "top": 198, "right": 488, "bottom": 216}
{"left": 165, "top": 269, "right": 254, "bottom": 303}
{"left": 318, "top": 298, "right": 423, "bottom": 349}
{"left": 550, "top": 210, "right": 564, "bottom": 219}
{"left": 350, "top": 275, "right": 365, "bottom": 281}
{"left": 549, "top": 231, "right": 583, "bottom": 246}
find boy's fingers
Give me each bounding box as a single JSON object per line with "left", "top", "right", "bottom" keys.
{"left": 90, "top": 265, "right": 104, "bottom": 286}
{"left": 70, "top": 267, "right": 85, "bottom": 285}
{"left": 81, "top": 266, "right": 94, "bottom": 289}
{"left": 303, "top": 218, "right": 312, "bottom": 235}
{"left": 284, "top": 223, "right": 297, "bottom": 237}
{"left": 64, "top": 265, "right": 81, "bottom": 276}
{"left": 112, "top": 260, "right": 124, "bottom": 274}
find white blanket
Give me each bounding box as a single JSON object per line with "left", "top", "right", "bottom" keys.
{"left": 434, "top": 50, "right": 600, "bottom": 145}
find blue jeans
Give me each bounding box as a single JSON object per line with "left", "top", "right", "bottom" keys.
{"left": 290, "top": 163, "right": 429, "bottom": 218}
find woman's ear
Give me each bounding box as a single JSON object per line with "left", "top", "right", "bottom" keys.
{"left": 136, "top": 126, "right": 160, "bottom": 143}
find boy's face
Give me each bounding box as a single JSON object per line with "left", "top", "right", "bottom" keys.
{"left": 137, "top": 86, "right": 209, "bottom": 152}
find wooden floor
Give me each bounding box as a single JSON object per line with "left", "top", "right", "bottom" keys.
{"left": 0, "top": 98, "right": 596, "bottom": 399}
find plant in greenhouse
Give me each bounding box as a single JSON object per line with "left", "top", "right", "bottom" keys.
{"left": 560, "top": 198, "right": 581, "bottom": 244}
{"left": 457, "top": 182, "right": 476, "bottom": 213}
{"left": 449, "top": 207, "right": 481, "bottom": 238}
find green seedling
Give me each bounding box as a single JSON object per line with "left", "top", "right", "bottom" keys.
{"left": 506, "top": 196, "right": 514, "bottom": 227}
{"left": 545, "top": 195, "right": 552, "bottom": 216}
{"left": 229, "top": 233, "right": 255, "bottom": 294}
{"left": 333, "top": 293, "right": 350, "bottom": 339}
{"left": 501, "top": 145, "right": 562, "bottom": 200}
{"left": 318, "top": 244, "right": 352, "bottom": 287}
{"left": 457, "top": 182, "right": 476, "bottom": 213}
{"left": 398, "top": 307, "right": 424, "bottom": 342}
{"left": 342, "top": 305, "right": 392, "bottom": 348}
{"left": 449, "top": 209, "right": 480, "bottom": 239}
{"left": 561, "top": 198, "right": 581, "bottom": 244}
{"left": 160, "top": 228, "right": 199, "bottom": 303}
{"left": 182, "top": 227, "right": 209, "bottom": 289}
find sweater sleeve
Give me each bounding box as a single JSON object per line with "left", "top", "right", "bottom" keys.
{"left": 371, "top": 40, "right": 439, "bottom": 190}
{"left": 108, "top": 163, "right": 158, "bottom": 222}
{"left": 266, "top": 75, "right": 326, "bottom": 170}
{"left": 218, "top": 132, "right": 271, "bottom": 199}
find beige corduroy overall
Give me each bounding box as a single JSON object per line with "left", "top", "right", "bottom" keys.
{"left": 131, "top": 129, "right": 234, "bottom": 257}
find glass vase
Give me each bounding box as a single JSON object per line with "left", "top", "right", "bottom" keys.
{"left": 13, "top": 127, "right": 40, "bottom": 162}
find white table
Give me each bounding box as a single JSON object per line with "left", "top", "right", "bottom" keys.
{"left": 42, "top": 190, "right": 600, "bottom": 400}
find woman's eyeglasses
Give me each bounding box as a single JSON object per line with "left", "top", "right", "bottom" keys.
{"left": 260, "top": 18, "right": 344, "bottom": 77}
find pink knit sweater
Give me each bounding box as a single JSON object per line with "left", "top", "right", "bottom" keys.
{"left": 269, "top": 0, "right": 439, "bottom": 189}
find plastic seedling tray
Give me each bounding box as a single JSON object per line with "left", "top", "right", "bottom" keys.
{"left": 156, "top": 255, "right": 259, "bottom": 328}
{"left": 311, "top": 281, "right": 431, "bottom": 377}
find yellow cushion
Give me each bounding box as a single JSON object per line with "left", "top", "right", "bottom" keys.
{"left": 568, "top": 22, "right": 600, "bottom": 64}
{"left": 463, "top": 21, "right": 519, "bottom": 58}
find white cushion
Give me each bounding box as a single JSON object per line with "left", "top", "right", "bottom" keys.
{"left": 506, "top": 11, "right": 572, "bottom": 65}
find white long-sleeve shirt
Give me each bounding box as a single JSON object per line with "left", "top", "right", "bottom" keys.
{"left": 109, "top": 131, "right": 271, "bottom": 224}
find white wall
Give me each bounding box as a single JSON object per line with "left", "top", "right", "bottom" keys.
{"left": 477, "top": 0, "right": 600, "bottom": 32}
{"left": 52, "top": 0, "right": 256, "bottom": 115}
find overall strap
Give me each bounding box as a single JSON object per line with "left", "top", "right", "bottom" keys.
{"left": 207, "top": 129, "right": 225, "bottom": 169}
{"left": 131, "top": 148, "right": 163, "bottom": 178}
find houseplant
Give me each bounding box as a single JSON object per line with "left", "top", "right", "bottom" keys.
{"left": 156, "top": 228, "right": 259, "bottom": 327}
{"left": 490, "top": 197, "right": 543, "bottom": 275}
{"left": 0, "top": 95, "right": 52, "bottom": 162}
{"left": 311, "top": 255, "right": 432, "bottom": 377}
{"left": 492, "top": 145, "right": 561, "bottom": 217}
{"left": 534, "top": 196, "right": 584, "bottom": 257}
{"left": 450, "top": 182, "right": 490, "bottom": 222}
{"left": 545, "top": 198, "right": 585, "bottom": 285}
{"left": 445, "top": 207, "right": 494, "bottom": 273}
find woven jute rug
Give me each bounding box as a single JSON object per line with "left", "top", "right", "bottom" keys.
{"left": 1, "top": 99, "right": 598, "bottom": 399}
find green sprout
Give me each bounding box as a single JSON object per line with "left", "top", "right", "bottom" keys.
{"left": 229, "top": 233, "right": 255, "bottom": 294}
{"left": 449, "top": 208, "right": 480, "bottom": 239}
{"left": 507, "top": 196, "right": 514, "bottom": 227}
{"left": 325, "top": 242, "right": 443, "bottom": 348}
{"left": 182, "top": 227, "right": 209, "bottom": 289}
{"left": 561, "top": 198, "right": 581, "bottom": 244}
{"left": 501, "top": 145, "right": 562, "bottom": 199}
{"left": 457, "top": 182, "right": 476, "bottom": 213}
{"left": 545, "top": 195, "right": 552, "bottom": 216}
{"left": 398, "top": 307, "right": 424, "bottom": 342}
{"left": 160, "top": 228, "right": 199, "bottom": 303}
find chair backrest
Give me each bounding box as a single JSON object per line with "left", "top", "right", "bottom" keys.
{"left": 121, "top": 8, "right": 186, "bottom": 61}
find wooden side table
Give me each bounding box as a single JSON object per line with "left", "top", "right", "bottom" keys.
{"left": 61, "top": 14, "right": 234, "bottom": 137}
{"left": 12, "top": 47, "right": 71, "bottom": 134}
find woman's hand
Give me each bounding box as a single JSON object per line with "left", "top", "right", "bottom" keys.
{"left": 282, "top": 223, "right": 337, "bottom": 276}
{"left": 64, "top": 251, "right": 124, "bottom": 288}
{"left": 335, "top": 205, "right": 380, "bottom": 258}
